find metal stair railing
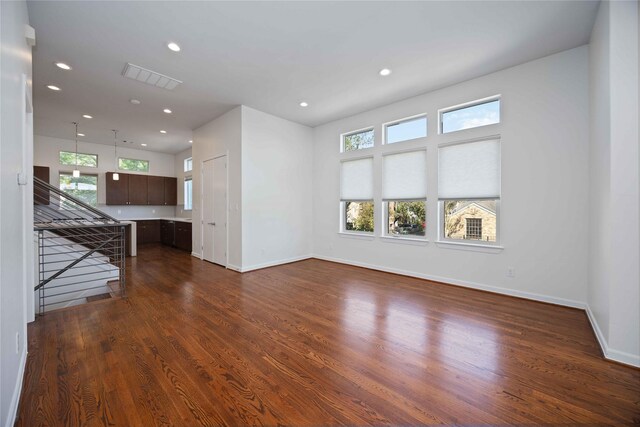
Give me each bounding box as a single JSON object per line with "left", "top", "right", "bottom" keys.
{"left": 34, "top": 177, "right": 126, "bottom": 314}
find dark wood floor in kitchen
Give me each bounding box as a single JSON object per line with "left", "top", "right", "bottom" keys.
{"left": 16, "top": 244, "right": 640, "bottom": 426}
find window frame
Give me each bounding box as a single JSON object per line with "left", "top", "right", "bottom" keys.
{"left": 340, "top": 126, "right": 375, "bottom": 153}
{"left": 438, "top": 95, "right": 501, "bottom": 135}
{"left": 438, "top": 199, "right": 500, "bottom": 246}
{"left": 184, "top": 157, "right": 193, "bottom": 173}
{"left": 341, "top": 200, "right": 375, "bottom": 235}
{"left": 58, "top": 171, "right": 99, "bottom": 208}
{"left": 383, "top": 113, "right": 428, "bottom": 145}
{"left": 59, "top": 150, "right": 98, "bottom": 168}
{"left": 118, "top": 157, "right": 150, "bottom": 173}
{"left": 383, "top": 200, "right": 427, "bottom": 240}
{"left": 184, "top": 177, "right": 193, "bottom": 211}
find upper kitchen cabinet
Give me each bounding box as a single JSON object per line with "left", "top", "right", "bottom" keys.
{"left": 128, "top": 174, "right": 148, "bottom": 205}
{"left": 105, "top": 172, "right": 178, "bottom": 206}
{"left": 164, "top": 177, "right": 177, "bottom": 206}
{"left": 147, "top": 176, "right": 165, "bottom": 205}
{"left": 106, "top": 172, "right": 129, "bottom": 205}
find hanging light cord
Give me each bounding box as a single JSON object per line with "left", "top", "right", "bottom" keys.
{"left": 74, "top": 122, "right": 79, "bottom": 168}
{"left": 113, "top": 130, "right": 118, "bottom": 167}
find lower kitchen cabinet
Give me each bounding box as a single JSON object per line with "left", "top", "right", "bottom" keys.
{"left": 175, "top": 222, "right": 192, "bottom": 252}
{"left": 137, "top": 219, "right": 191, "bottom": 252}
{"left": 161, "top": 220, "right": 175, "bottom": 246}
{"left": 135, "top": 220, "right": 161, "bottom": 245}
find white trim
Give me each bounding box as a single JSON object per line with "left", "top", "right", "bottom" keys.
{"left": 438, "top": 94, "right": 501, "bottom": 135}
{"left": 5, "top": 348, "right": 27, "bottom": 427}
{"left": 190, "top": 251, "right": 201, "bottom": 258}
{"left": 337, "top": 231, "right": 375, "bottom": 240}
{"left": 382, "top": 113, "right": 428, "bottom": 145}
{"left": 226, "top": 263, "right": 242, "bottom": 272}
{"left": 380, "top": 236, "right": 429, "bottom": 246}
{"left": 236, "top": 254, "right": 313, "bottom": 273}
{"left": 585, "top": 305, "right": 640, "bottom": 367}
{"left": 435, "top": 240, "right": 504, "bottom": 253}
{"left": 311, "top": 254, "right": 586, "bottom": 309}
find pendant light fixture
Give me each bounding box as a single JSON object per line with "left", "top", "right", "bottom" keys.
{"left": 112, "top": 130, "right": 119, "bottom": 181}
{"left": 72, "top": 122, "right": 80, "bottom": 178}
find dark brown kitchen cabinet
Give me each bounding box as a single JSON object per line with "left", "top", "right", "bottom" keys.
{"left": 34, "top": 165, "right": 50, "bottom": 205}
{"left": 128, "top": 174, "right": 148, "bottom": 205}
{"left": 175, "top": 222, "right": 192, "bottom": 252}
{"left": 106, "top": 172, "right": 177, "bottom": 206}
{"left": 136, "top": 220, "right": 161, "bottom": 245}
{"left": 164, "top": 177, "right": 177, "bottom": 206}
{"left": 160, "top": 220, "right": 175, "bottom": 246}
{"left": 147, "top": 176, "right": 165, "bottom": 205}
{"left": 105, "top": 172, "right": 129, "bottom": 205}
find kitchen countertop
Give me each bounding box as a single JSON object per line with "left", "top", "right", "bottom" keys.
{"left": 121, "top": 217, "right": 192, "bottom": 223}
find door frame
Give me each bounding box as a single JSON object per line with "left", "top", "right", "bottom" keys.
{"left": 200, "top": 151, "right": 229, "bottom": 267}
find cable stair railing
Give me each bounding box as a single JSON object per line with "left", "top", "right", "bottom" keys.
{"left": 34, "top": 176, "right": 126, "bottom": 315}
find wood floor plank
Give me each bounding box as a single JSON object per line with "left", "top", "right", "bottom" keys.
{"left": 15, "top": 244, "right": 640, "bottom": 426}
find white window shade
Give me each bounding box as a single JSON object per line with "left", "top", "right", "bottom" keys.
{"left": 341, "top": 157, "right": 373, "bottom": 201}
{"left": 438, "top": 138, "right": 500, "bottom": 199}
{"left": 382, "top": 150, "right": 427, "bottom": 200}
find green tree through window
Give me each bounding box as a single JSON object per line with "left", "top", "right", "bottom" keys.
{"left": 59, "top": 151, "right": 97, "bottom": 167}
{"left": 118, "top": 158, "right": 149, "bottom": 172}
{"left": 59, "top": 173, "right": 98, "bottom": 207}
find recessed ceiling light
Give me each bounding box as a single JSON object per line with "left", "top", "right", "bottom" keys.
{"left": 141, "top": 143, "right": 147, "bottom": 147}
{"left": 130, "top": 99, "right": 141, "bottom": 105}
{"left": 167, "top": 42, "right": 181, "bottom": 52}
{"left": 379, "top": 68, "right": 392, "bottom": 76}
{"left": 77, "top": 133, "right": 85, "bottom": 137}
{"left": 82, "top": 114, "right": 93, "bottom": 119}
{"left": 55, "top": 62, "right": 71, "bottom": 70}
{"left": 189, "top": 140, "right": 193, "bottom": 143}
{"left": 299, "top": 102, "right": 309, "bottom": 107}
{"left": 47, "top": 85, "right": 61, "bottom": 91}
{"left": 160, "top": 130, "right": 167, "bottom": 134}
{"left": 163, "top": 108, "right": 172, "bottom": 114}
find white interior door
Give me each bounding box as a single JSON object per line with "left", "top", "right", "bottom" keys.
{"left": 201, "top": 156, "right": 227, "bottom": 266}
{"left": 212, "top": 156, "right": 227, "bottom": 266}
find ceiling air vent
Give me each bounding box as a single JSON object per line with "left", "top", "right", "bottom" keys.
{"left": 122, "top": 63, "right": 182, "bottom": 90}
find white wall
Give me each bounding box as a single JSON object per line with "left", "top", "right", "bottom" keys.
{"left": 313, "top": 47, "right": 590, "bottom": 307}
{"left": 34, "top": 135, "right": 177, "bottom": 219}
{"left": 192, "top": 107, "right": 242, "bottom": 263}
{"left": 0, "top": 1, "right": 33, "bottom": 425}
{"left": 174, "top": 147, "right": 192, "bottom": 218}
{"left": 588, "top": 0, "right": 640, "bottom": 367}
{"left": 241, "top": 106, "right": 313, "bottom": 270}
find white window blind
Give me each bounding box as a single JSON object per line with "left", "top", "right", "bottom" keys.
{"left": 438, "top": 138, "right": 500, "bottom": 200}
{"left": 340, "top": 157, "right": 373, "bottom": 201}
{"left": 382, "top": 150, "right": 427, "bottom": 201}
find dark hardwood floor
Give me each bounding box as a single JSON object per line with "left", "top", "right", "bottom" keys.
{"left": 16, "top": 244, "right": 640, "bottom": 426}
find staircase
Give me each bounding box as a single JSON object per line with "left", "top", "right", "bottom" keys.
{"left": 34, "top": 177, "right": 126, "bottom": 314}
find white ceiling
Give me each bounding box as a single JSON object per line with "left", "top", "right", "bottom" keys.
{"left": 28, "top": 1, "right": 599, "bottom": 154}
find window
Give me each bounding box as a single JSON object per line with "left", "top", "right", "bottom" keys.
{"left": 443, "top": 201, "right": 496, "bottom": 242}
{"left": 184, "top": 157, "right": 193, "bottom": 172}
{"left": 466, "top": 218, "right": 482, "bottom": 239}
{"left": 342, "top": 128, "right": 374, "bottom": 152}
{"left": 440, "top": 97, "right": 500, "bottom": 134}
{"left": 341, "top": 157, "right": 374, "bottom": 233}
{"left": 184, "top": 178, "right": 192, "bottom": 210}
{"left": 118, "top": 157, "right": 149, "bottom": 172}
{"left": 439, "top": 138, "right": 500, "bottom": 244}
{"left": 345, "top": 201, "right": 374, "bottom": 232}
{"left": 382, "top": 150, "right": 427, "bottom": 238}
{"left": 59, "top": 151, "right": 97, "bottom": 168}
{"left": 59, "top": 172, "right": 98, "bottom": 207}
{"left": 385, "top": 115, "right": 427, "bottom": 144}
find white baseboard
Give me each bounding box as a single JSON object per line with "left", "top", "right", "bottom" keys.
{"left": 226, "top": 263, "right": 241, "bottom": 272}
{"left": 5, "top": 348, "right": 27, "bottom": 427}
{"left": 191, "top": 251, "right": 201, "bottom": 259}
{"left": 233, "top": 254, "right": 313, "bottom": 273}
{"left": 585, "top": 305, "right": 640, "bottom": 367}
{"left": 312, "top": 254, "right": 587, "bottom": 309}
